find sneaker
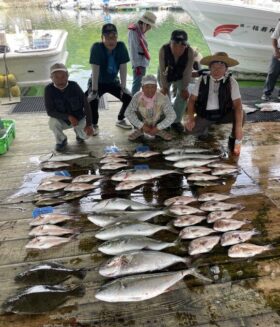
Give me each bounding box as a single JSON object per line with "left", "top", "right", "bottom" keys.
{"left": 228, "top": 135, "right": 235, "bottom": 153}
{"left": 55, "top": 137, "right": 67, "bottom": 152}
{"left": 116, "top": 119, "right": 132, "bottom": 130}
{"left": 128, "top": 129, "right": 143, "bottom": 141}
{"left": 261, "top": 94, "right": 271, "bottom": 101}
{"left": 76, "top": 136, "right": 85, "bottom": 144}
{"left": 171, "top": 122, "right": 184, "bottom": 133}
{"left": 156, "top": 130, "right": 173, "bottom": 141}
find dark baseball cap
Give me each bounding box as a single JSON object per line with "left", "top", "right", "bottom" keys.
{"left": 171, "top": 30, "right": 188, "bottom": 45}
{"left": 102, "top": 23, "right": 118, "bottom": 35}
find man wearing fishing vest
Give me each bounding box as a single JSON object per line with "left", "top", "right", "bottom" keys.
{"left": 184, "top": 52, "right": 244, "bottom": 156}
{"left": 158, "top": 30, "right": 194, "bottom": 133}
{"left": 128, "top": 11, "right": 157, "bottom": 95}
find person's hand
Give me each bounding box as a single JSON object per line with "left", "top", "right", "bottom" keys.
{"left": 185, "top": 116, "right": 195, "bottom": 131}
{"left": 68, "top": 115, "right": 78, "bottom": 127}
{"left": 160, "top": 88, "right": 169, "bottom": 96}
{"left": 134, "top": 67, "right": 142, "bottom": 76}
{"left": 84, "top": 125, "right": 94, "bottom": 136}
{"left": 181, "top": 89, "right": 189, "bottom": 100}
{"left": 88, "top": 90, "right": 98, "bottom": 103}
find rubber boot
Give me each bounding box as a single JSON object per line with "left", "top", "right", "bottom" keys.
{"left": 228, "top": 135, "right": 235, "bottom": 153}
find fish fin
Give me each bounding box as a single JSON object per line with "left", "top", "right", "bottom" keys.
{"left": 252, "top": 228, "right": 261, "bottom": 236}
{"left": 166, "top": 222, "right": 178, "bottom": 234}
{"left": 185, "top": 268, "right": 212, "bottom": 283}
{"left": 73, "top": 268, "right": 87, "bottom": 280}
{"left": 69, "top": 285, "right": 85, "bottom": 297}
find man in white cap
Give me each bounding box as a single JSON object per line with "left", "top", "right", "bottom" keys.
{"left": 44, "top": 63, "right": 94, "bottom": 152}
{"left": 125, "top": 74, "right": 176, "bottom": 141}
{"left": 128, "top": 11, "right": 157, "bottom": 95}
{"left": 184, "top": 52, "right": 244, "bottom": 156}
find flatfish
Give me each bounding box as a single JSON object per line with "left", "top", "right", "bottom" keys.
{"left": 164, "top": 195, "right": 197, "bottom": 206}
{"left": 221, "top": 229, "right": 260, "bottom": 246}
{"left": 168, "top": 205, "right": 204, "bottom": 216}
{"left": 72, "top": 175, "right": 103, "bottom": 183}
{"left": 30, "top": 213, "right": 75, "bottom": 226}
{"left": 173, "top": 214, "right": 206, "bottom": 227}
{"left": 95, "top": 268, "right": 211, "bottom": 302}
{"left": 2, "top": 285, "right": 85, "bottom": 314}
{"left": 98, "top": 236, "right": 178, "bottom": 255}
{"left": 207, "top": 209, "right": 241, "bottom": 223}
{"left": 25, "top": 235, "right": 76, "bottom": 250}
{"left": 188, "top": 236, "right": 220, "bottom": 255}
{"left": 213, "top": 219, "right": 250, "bottom": 232}
{"left": 37, "top": 182, "right": 68, "bottom": 192}
{"left": 90, "top": 198, "right": 153, "bottom": 211}
{"left": 179, "top": 226, "right": 215, "bottom": 239}
{"left": 29, "top": 225, "right": 78, "bottom": 237}
{"left": 200, "top": 201, "right": 243, "bottom": 212}
{"left": 64, "top": 183, "right": 97, "bottom": 192}
{"left": 228, "top": 243, "right": 273, "bottom": 258}
{"left": 111, "top": 169, "right": 179, "bottom": 181}
{"left": 99, "top": 250, "right": 188, "bottom": 277}
{"left": 115, "top": 180, "right": 147, "bottom": 191}
{"left": 198, "top": 192, "right": 231, "bottom": 202}
{"left": 40, "top": 161, "right": 71, "bottom": 170}
{"left": 14, "top": 262, "right": 86, "bottom": 285}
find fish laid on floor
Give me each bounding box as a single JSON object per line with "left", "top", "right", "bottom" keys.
{"left": 221, "top": 229, "right": 260, "bottom": 247}
{"left": 30, "top": 213, "right": 76, "bottom": 226}
{"left": 207, "top": 209, "right": 241, "bottom": 223}
{"left": 40, "top": 162, "right": 71, "bottom": 170}
{"left": 183, "top": 167, "right": 211, "bottom": 174}
{"left": 115, "top": 180, "right": 147, "bottom": 191}
{"left": 90, "top": 197, "right": 153, "bottom": 212}
{"left": 100, "top": 157, "right": 127, "bottom": 164}
{"left": 179, "top": 226, "right": 215, "bottom": 239}
{"left": 88, "top": 210, "right": 164, "bottom": 227}
{"left": 187, "top": 173, "right": 220, "bottom": 182}
{"left": 64, "top": 183, "right": 97, "bottom": 192}
{"left": 37, "top": 182, "right": 69, "bottom": 192}
{"left": 164, "top": 195, "right": 197, "bottom": 207}
{"left": 25, "top": 235, "right": 76, "bottom": 250}
{"left": 41, "top": 175, "right": 72, "bottom": 183}
{"left": 211, "top": 168, "right": 239, "bottom": 176}
{"left": 111, "top": 169, "right": 179, "bottom": 181}
{"left": 162, "top": 148, "right": 209, "bottom": 155}
{"left": 95, "top": 220, "right": 176, "bottom": 240}
{"left": 200, "top": 201, "right": 243, "bottom": 212}
{"left": 46, "top": 153, "right": 89, "bottom": 162}
{"left": 213, "top": 219, "right": 250, "bottom": 232}
{"left": 173, "top": 214, "right": 206, "bottom": 227}
{"left": 2, "top": 284, "right": 85, "bottom": 314}
{"left": 256, "top": 102, "right": 280, "bottom": 112}
{"left": 168, "top": 205, "right": 204, "bottom": 216}
{"left": 193, "top": 181, "right": 222, "bottom": 187}
{"left": 61, "top": 191, "right": 89, "bottom": 201}
{"left": 174, "top": 159, "right": 217, "bottom": 169}
{"left": 207, "top": 162, "right": 237, "bottom": 169}
{"left": 98, "top": 236, "right": 179, "bottom": 255}
{"left": 188, "top": 236, "right": 221, "bottom": 255}
{"left": 165, "top": 153, "right": 220, "bottom": 162}
{"left": 72, "top": 175, "right": 103, "bottom": 183}
{"left": 102, "top": 152, "right": 128, "bottom": 158}
{"left": 99, "top": 250, "right": 189, "bottom": 277}
{"left": 14, "top": 262, "right": 86, "bottom": 285}
{"left": 228, "top": 243, "right": 273, "bottom": 258}
{"left": 133, "top": 151, "right": 160, "bottom": 158}
{"left": 95, "top": 268, "right": 211, "bottom": 302}
{"left": 197, "top": 192, "right": 231, "bottom": 202}
{"left": 101, "top": 163, "right": 129, "bottom": 170}
{"left": 35, "top": 198, "right": 65, "bottom": 207}
{"left": 29, "top": 225, "right": 78, "bottom": 237}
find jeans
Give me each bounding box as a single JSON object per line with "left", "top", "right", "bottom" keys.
{"left": 263, "top": 55, "right": 280, "bottom": 96}
{"left": 88, "top": 82, "right": 132, "bottom": 125}
{"left": 131, "top": 66, "right": 146, "bottom": 95}
{"left": 170, "top": 79, "right": 188, "bottom": 124}
{"left": 48, "top": 117, "right": 87, "bottom": 144}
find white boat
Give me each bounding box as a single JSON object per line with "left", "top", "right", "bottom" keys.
{"left": 179, "top": 0, "right": 280, "bottom": 77}
{"left": 107, "top": 0, "right": 139, "bottom": 10}
{"left": 0, "top": 29, "right": 68, "bottom": 87}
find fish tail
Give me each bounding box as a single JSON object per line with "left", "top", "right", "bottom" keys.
{"left": 166, "top": 222, "right": 178, "bottom": 234}
{"left": 184, "top": 268, "right": 212, "bottom": 283}
{"left": 266, "top": 244, "right": 274, "bottom": 251}
{"left": 69, "top": 285, "right": 85, "bottom": 297}
{"left": 73, "top": 268, "right": 87, "bottom": 280}
{"left": 252, "top": 228, "right": 261, "bottom": 236}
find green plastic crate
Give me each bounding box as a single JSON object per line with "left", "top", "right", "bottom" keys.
{"left": 0, "top": 119, "right": 16, "bottom": 155}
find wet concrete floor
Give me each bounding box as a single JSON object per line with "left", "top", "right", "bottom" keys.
{"left": 0, "top": 94, "right": 280, "bottom": 326}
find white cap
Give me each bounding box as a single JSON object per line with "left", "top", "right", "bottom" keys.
{"left": 50, "top": 63, "right": 68, "bottom": 75}
{"left": 141, "top": 74, "right": 157, "bottom": 86}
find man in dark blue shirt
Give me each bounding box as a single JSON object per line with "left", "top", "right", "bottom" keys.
{"left": 44, "top": 63, "right": 94, "bottom": 152}
{"left": 87, "top": 23, "right": 132, "bottom": 130}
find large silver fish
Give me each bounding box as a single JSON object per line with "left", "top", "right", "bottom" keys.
{"left": 187, "top": 173, "right": 220, "bottom": 182}
{"left": 99, "top": 250, "right": 188, "bottom": 277}
{"left": 95, "top": 220, "right": 175, "bottom": 240}
{"left": 165, "top": 153, "right": 220, "bottom": 161}
{"left": 29, "top": 225, "right": 77, "bottom": 237}
{"left": 115, "top": 180, "right": 147, "bottom": 191}
{"left": 197, "top": 192, "right": 231, "bottom": 202}
{"left": 100, "top": 157, "right": 127, "bottom": 164}
{"left": 188, "top": 236, "right": 220, "bottom": 255}
{"left": 98, "top": 236, "right": 178, "bottom": 255}
{"left": 111, "top": 169, "right": 179, "bottom": 181}
{"left": 101, "top": 162, "right": 129, "bottom": 170}
{"left": 179, "top": 226, "right": 215, "bottom": 239}
{"left": 35, "top": 198, "right": 64, "bottom": 207}
{"left": 168, "top": 205, "right": 204, "bottom": 216}
{"left": 221, "top": 229, "right": 260, "bottom": 247}
{"left": 133, "top": 151, "right": 160, "bottom": 158}
{"left": 207, "top": 209, "right": 241, "bottom": 223}
{"left": 162, "top": 148, "right": 209, "bottom": 155}
{"left": 164, "top": 195, "right": 197, "bottom": 207}
{"left": 3, "top": 284, "right": 85, "bottom": 314}
{"left": 200, "top": 201, "right": 243, "bottom": 212}
{"left": 40, "top": 162, "right": 71, "bottom": 169}
{"left": 95, "top": 268, "right": 211, "bottom": 302}
{"left": 183, "top": 167, "right": 211, "bottom": 174}
{"left": 30, "top": 214, "right": 75, "bottom": 226}
{"left": 72, "top": 175, "right": 103, "bottom": 183}
{"left": 174, "top": 159, "right": 217, "bottom": 168}
{"left": 173, "top": 214, "right": 206, "bottom": 227}
{"left": 207, "top": 162, "right": 237, "bottom": 169}
{"left": 46, "top": 153, "right": 88, "bottom": 162}
{"left": 64, "top": 183, "right": 97, "bottom": 192}
{"left": 228, "top": 243, "right": 273, "bottom": 258}
{"left": 213, "top": 219, "right": 250, "bottom": 232}
{"left": 88, "top": 210, "right": 164, "bottom": 227}
{"left": 90, "top": 198, "right": 153, "bottom": 212}
{"left": 211, "top": 168, "right": 239, "bottom": 176}
{"left": 25, "top": 235, "right": 75, "bottom": 250}
{"left": 37, "top": 182, "right": 68, "bottom": 192}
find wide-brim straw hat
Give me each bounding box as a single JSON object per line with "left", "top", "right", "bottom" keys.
{"left": 139, "top": 11, "right": 157, "bottom": 27}
{"left": 200, "top": 52, "right": 239, "bottom": 67}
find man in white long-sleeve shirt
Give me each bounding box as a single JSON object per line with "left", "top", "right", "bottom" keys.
{"left": 87, "top": 23, "right": 132, "bottom": 129}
